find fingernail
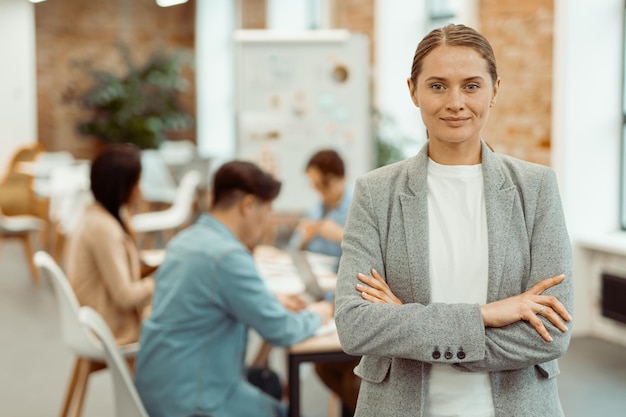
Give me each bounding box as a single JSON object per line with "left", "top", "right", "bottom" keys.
{"left": 371, "top": 268, "right": 378, "bottom": 274}
{"left": 548, "top": 335, "right": 553, "bottom": 342}
{"left": 356, "top": 284, "right": 363, "bottom": 289}
{"left": 357, "top": 273, "right": 364, "bottom": 278}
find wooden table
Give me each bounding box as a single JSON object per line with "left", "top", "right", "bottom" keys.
{"left": 287, "top": 330, "right": 358, "bottom": 417}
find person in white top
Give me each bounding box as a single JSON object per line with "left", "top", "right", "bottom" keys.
{"left": 334, "top": 24, "right": 573, "bottom": 417}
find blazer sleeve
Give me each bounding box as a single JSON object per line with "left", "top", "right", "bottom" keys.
{"left": 453, "top": 168, "right": 574, "bottom": 373}
{"left": 90, "top": 222, "right": 154, "bottom": 310}
{"left": 335, "top": 175, "right": 486, "bottom": 362}
{"left": 217, "top": 249, "right": 322, "bottom": 346}
{"left": 336, "top": 168, "right": 572, "bottom": 370}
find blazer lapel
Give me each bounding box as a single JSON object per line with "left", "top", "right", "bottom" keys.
{"left": 399, "top": 145, "right": 430, "bottom": 305}
{"left": 481, "top": 142, "right": 516, "bottom": 303}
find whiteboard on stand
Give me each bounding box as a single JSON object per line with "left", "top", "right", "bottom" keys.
{"left": 234, "top": 30, "right": 373, "bottom": 213}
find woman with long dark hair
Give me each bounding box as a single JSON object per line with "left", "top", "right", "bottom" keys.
{"left": 65, "top": 144, "right": 154, "bottom": 344}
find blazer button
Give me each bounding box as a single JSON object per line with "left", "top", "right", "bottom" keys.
{"left": 432, "top": 349, "right": 441, "bottom": 359}
{"left": 444, "top": 349, "right": 453, "bottom": 360}
{"left": 457, "top": 350, "right": 466, "bottom": 360}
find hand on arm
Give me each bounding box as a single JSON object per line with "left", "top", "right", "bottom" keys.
{"left": 481, "top": 274, "right": 571, "bottom": 342}
{"left": 275, "top": 293, "right": 307, "bottom": 312}
{"left": 317, "top": 219, "right": 344, "bottom": 243}
{"left": 295, "top": 219, "right": 319, "bottom": 249}
{"left": 307, "top": 300, "right": 334, "bottom": 324}
{"left": 356, "top": 269, "right": 403, "bottom": 306}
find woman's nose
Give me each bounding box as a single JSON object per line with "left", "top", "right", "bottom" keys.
{"left": 446, "top": 89, "right": 464, "bottom": 111}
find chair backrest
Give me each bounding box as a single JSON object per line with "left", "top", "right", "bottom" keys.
{"left": 33, "top": 151, "right": 75, "bottom": 178}
{"left": 33, "top": 251, "right": 104, "bottom": 359}
{"left": 171, "top": 169, "right": 201, "bottom": 214}
{"left": 47, "top": 163, "right": 93, "bottom": 235}
{"left": 140, "top": 150, "right": 178, "bottom": 204}
{"left": 131, "top": 170, "right": 201, "bottom": 233}
{"left": 78, "top": 306, "right": 149, "bottom": 417}
{"left": 158, "top": 139, "right": 196, "bottom": 166}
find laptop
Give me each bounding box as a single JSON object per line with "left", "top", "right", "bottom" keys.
{"left": 288, "top": 249, "right": 329, "bottom": 302}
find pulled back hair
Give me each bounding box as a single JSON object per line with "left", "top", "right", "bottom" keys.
{"left": 211, "top": 161, "right": 281, "bottom": 209}
{"left": 90, "top": 144, "right": 141, "bottom": 233}
{"left": 409, "top": 24, "right": 498, "bottom": 86}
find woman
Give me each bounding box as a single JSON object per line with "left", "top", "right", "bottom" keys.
{"left": 334, "top": 24, "right": 573, "bottom": 416}
{"left": 290, "top": 149, "right": 352, "bottom": 259}
{"left": 65, "top": 144, "right": 154, "bottom": 345}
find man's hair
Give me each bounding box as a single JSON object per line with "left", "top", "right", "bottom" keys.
{"left": 306, "top": 149, "right": 345, "bottom": 179}
{"left": 211, "top": 161, "right": 281, "bottom": 209}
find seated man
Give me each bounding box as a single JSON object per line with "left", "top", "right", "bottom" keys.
{"left": 135, "top": 161, "right": 333, "bottom": 417}
{"left": 290, "top": 149, "right": 352, "bottom": 260}
{"left": 290, "top": 149, "right": 361, "bottom": 416}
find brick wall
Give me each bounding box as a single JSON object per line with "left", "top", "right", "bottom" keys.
{"left": 35, "top": 0, "right": 196, "bottom": 159}
{"left": 331, "top": 0, "right": 376, "bottom": 63}
{"left": 479, "top": 0, "right": 554, "bottom": 165}
{"left": 34, "top": 0, "right": 551, "bottom": 164}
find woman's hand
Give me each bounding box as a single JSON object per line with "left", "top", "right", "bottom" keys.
{"left": 480, "top": 274, "right": 572, "bottom": 342}
{"left": 356, "top": 269, "right": 402, "bottom": 305}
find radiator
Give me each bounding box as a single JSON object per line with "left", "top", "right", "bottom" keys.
{"left": 601, "top": 272, "right": 626, "bottom": 325}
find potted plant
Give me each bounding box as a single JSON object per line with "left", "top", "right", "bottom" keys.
{"left": 71, "top": 42, "right": 194, "bottom": 150}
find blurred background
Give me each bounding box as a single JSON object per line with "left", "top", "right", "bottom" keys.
{"left": 1, "top": 0, "right": 625, "bottom": 416}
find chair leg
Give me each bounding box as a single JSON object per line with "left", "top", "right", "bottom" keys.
{"left": 52, "top": 225, "right": 66, "bottom": 265}
{"left": 59, "top": 358, "right": 82, "bottom": 417}
{"left": 61, "top": 358, "right": 106, "bottom": 417}
{"left": 18, "top": 233, "right": 40, "bottom": 285}
{"left": 328, "top": 393, "right": 340, "bottom": 417}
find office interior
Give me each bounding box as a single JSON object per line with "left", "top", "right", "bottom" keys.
{"left": 1, "top": 0, "right": 625, "bottom": 416}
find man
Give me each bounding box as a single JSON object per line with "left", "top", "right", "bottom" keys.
{"left": 135, "top": 161, "right": 333, "bottom": 417}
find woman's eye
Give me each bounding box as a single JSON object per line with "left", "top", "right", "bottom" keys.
{"left": 430, "top": 83, "right": 445, "bottom": 90}
{"left": 466, "top": 83, "right": 480, "bottom": 90}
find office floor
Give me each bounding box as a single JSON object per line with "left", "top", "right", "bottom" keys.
{"left": 1, "top": 238, "right": 626, "bottom": 417}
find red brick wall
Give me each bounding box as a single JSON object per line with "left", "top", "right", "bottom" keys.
{"left": 331, "top": 0, "right": 376, "bottom": 63}
{"left": 479, "top": 0, "right": 554, "bottom": 165}
{"left": 35, "top": 0, "right": 551, "bottom": 165}
{"left": 35, "top": 0, "right": 196, "bottom": 159}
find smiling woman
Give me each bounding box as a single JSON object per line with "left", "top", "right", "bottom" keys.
{"left": 334, "top": 24, "right": 573, "bottom": 417}
{"left": 407, "top": 31, "right": 500, "bottom": 165}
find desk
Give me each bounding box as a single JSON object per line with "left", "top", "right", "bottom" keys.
{"left": 287, "top": 331, "right": 358, "bottom": 417}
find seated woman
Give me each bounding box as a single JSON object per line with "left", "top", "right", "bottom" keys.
{"left": 65, "top": 144, "right": 154, "bottom": 345}
{"left": 290, "top": 149, "right": 360, "bottom": 416}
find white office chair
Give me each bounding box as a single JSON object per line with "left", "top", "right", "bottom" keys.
{"left": 158, "top": 139, "right": 196, "bottom": 167}
{"left": 132, "top": 169, "right": 201, "bottom": 236}
{"left": 31, "top": 151, "right": 76, "bottom": 199}
{"left": 139, "top": 149, "right": 178, "bottom": 205}
{"left": 78, "top": 306, "right": 149, "bottom": 417}
{"left": 33, "top": 251, "right": 138, "bottom": 417}
{"left": 0, "top": 207, "right": 45, "bottom": 284}
{"left": 46, "top": 163, "right": 93, "bottom": 261}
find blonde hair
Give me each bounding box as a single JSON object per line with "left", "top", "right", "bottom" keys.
{"left": 409, "top": 24, "right": 498, "bottom": 85}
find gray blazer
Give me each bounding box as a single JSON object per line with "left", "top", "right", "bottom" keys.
{"left": 335, "top": 141, "right": 573, "bottom": 417}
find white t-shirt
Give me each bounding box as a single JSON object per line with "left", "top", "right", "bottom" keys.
{"left": 424, "top": 158, "right": 495, "bottom": 417}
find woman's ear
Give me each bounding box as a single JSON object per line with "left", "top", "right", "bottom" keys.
{"left": 490, "top": 77, "right": 501, "bottom": 108}
{"left": 407, "top": 78, "right": 419, "bottom": 108}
